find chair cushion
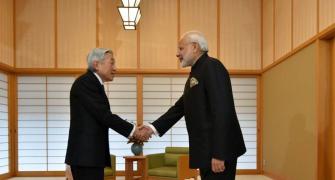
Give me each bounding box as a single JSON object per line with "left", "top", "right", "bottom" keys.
{"left": 165, "top": 147, "right": 189, "bottom": 154}
{"left": 164, "top": 153, "right": 182, "bottom": 166}
{"left": 104, "top": 167, "right": 114, "bottom": 176}
{"left": 148, "top": 166, "right": 177, "bottom": 178}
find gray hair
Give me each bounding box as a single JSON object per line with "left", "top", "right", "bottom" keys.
{"left": 87, "top": 48, "right": 113, "bottom": 71}
{"left": 182, "top": 31, "right": 208, "bottom": 52}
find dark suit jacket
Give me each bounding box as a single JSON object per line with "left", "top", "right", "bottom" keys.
{"left": 65, "top": 70, "right": 133, "bottom": 167}
{"left": 152, "top": 53, "right": 246, "bottom": 169}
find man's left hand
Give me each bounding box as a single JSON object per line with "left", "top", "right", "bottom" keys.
{"left": 211, "top": 158, "right": 225, "bottom": 173}
{"left": 133, "top": 125, "right": 153, "bottom": 142}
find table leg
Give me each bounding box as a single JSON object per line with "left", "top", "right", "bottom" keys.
{"left": 125, "top": 160, "right": 133, "bottom": 180}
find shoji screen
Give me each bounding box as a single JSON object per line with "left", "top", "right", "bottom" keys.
{"left": 231, "top": 78, "right": 257, "bottom": 169}
{"left": 17, "top": 75, "right": 137, "bottom": 171}
{"left": 0, "top": 72, "right": 8, "bottom": 174}
{"left": 142, "top": 77, "right": 189, "bottom": 155}
{"left": 142, "top": 76, "right": 257, "bottom": 170}
{"left": 18, "top": 76, "right": 47, "bottom": 171}
{"left": 18, "top": 76, "right": 75, "bottom": 171}
{"left": 16, "top": 75, "right": 257, "bottom": 171}
{"left": 106, "top": 77, "right": 137, "bottom": 171}
{"left": 47, "top": 77, "right": 75, "bottom": 170}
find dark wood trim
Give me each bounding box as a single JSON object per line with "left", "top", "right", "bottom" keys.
{"left": 257, "top": 76, "right": 263, "bottom": 172}
{"left": 136, "top": 75, "right": 143, "bottom": 125}
{"left": 13, "top": 0, "right": 16, "bottom": 68}
{"left": 316, "top": 0, "right": 319, "bottom": 33}
{"left": 291, "top": 0, "right": 293, "bottom": 50}
{"left": 137, "top": 20, "right": 141, "bottom": 69}
{"left": 8, "top": 74, "right": 17, "bottom": 176}
{"left": 16, "top": 171, "right": 66, "bottom": 177}
{"left": 54, "top": 0, "right": 58, "bottom": 68}
{"left": 177, "top": 0, "right": 181, "bottom": 69}
{"left": 262, "top": 36, "right": 318, "bottom": 73}
{"left": 96, "top": 0, "right": 100, "bottom": 48}
{"left": 0, "top": 173, "right": 11, "bottom": 180}
{"left": 260, "top": 0, "right": 263, "bottom": 69}
{"left": 0, "top": 63, "right": 15, "bottom": 73}
{"left": 13, "top": 68, "right": 262, "bottom": 75}
{"left": 273, "top": 0, "right": 276, "bottom": 63}
{"left": 217, "top": 0, "right": 220, "bottom": 59}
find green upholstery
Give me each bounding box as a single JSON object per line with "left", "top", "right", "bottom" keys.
{"left": 164, "top": 147, "right": 189, "bottom": 166}
{"left": 164, "top": 153, "right": 182, "bottom": 166}
{"left": 147, "top": 153, "right": 165, "bottom": 169}
{"left": 147, "top": 147, "right": 198, "bottom": 180}
{"left": 165, "top": 147, "right": 189, "bottom": 154}
{"left": 148, "top": 166, "right": 177, "bottom": 178}
{"left": 104, "top": 167, "right": 114, "bottom": 176}
{"left": 104, "top": 154, "right": 116, "bottom": 180}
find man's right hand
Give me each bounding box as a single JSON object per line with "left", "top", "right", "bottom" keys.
{"left": 133, "top": 125, "right": 154, "bottom": 142}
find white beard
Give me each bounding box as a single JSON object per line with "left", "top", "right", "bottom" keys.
{"left": 180, "top": 57, "right": 193, "bottom": 68}
{"left": 180, "top": 60, "right": 188, "bottom": 68}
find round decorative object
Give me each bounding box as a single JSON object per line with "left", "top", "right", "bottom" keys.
{"left": 131, "top": 143, "right": 143, "bottom": 155}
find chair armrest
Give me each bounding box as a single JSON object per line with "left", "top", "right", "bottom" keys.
{"left": 177, "top": 155, "right": 199, "bottom": 179}
{"left": 147, "top": 153, "right": 165, "bottom": 169}
{"left": 110, "top": 154, "right": 116, "bottom": 174}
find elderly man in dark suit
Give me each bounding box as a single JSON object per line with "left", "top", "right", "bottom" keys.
{"left": 139, "top": 31, "right": 246, "bottom": 180}
{"left": 65, "top": 48, "right": 141, "bottom": 180}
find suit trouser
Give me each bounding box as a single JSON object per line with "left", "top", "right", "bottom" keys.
{"left": 71, "top": 165, "right": 104, "bottom": 180}
{"left": 200, "top": 158, "right": 237, "bottom": 180}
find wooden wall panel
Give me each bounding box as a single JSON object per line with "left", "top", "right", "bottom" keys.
{"left": 332, "top": 39, "right": 335, "bottom": 180}
{"left": 293, "top": 0, "right": 317, "bottom": 48}
{"left": 10, "top": 0, "right": 265, "bottom": 71}
{"left": 0, "top": 0, "right": 14, "bottom": 66}
{"left": 139, "top": 0, "right": 178, "bottom": 69}
{"left": 262, "top": 0, "right": 274, "bottom": 68}
{"left": 99, "top": 0, "right": 137, "bottom": 69}
{"left": 180, "top": 0, "right": 217, "bottom": 58}
{"left": 319, "top": 0, "right": 335, "bottom": 32}
{"left": 15, "top": 0, "right": 55, "bottom": 68}
{"left": 57, "top": 0, "right": 96, "bottom": 68}
{"left": 263, "top": 43, "right": 317, "bottom": 180}
{"left": 274, "top": 0, "right": 291, "bottom": 60}
{"left": 317, "top": 39, "right": 334, "bottom": 180}
{"left": 220, "top": 0, "right": 261, "bottom": 70}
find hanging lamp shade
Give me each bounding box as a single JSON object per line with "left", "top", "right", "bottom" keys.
{"left": 121, "top": 0, "right": 141, "bottom": 7}
{"left": 118, "top": 0, "right": 141, "bottom": 30}
{"left": 118, "top": 7, "right": 141, "bottom": 30}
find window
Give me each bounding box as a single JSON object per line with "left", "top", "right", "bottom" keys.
{"left": 0, "top": 72, "right": 9, "bottom": 174}
{"left": 231, "top": 78, "right": 257, "bottom": 169}
{"left": 18, "top": 75, "right": 137, "bottom": 171}
{"left": 18, "top": 76, "right": 47, "bottom": 171}
{"left": 18, "top": 76, "right": 75, "bottom": 171}
{"left": 47, "top": 77, "right": 75, "bottom": 170}
{"left": 142, "top": 76, "right": 188, "bottom": 156}
{"left": 106, "top": 76, "right": 137, "bottom": 171}
{"left": 17, "top": 75, "right": 257, "bottom": 171}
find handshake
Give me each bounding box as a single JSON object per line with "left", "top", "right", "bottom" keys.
{"left": 128, "top": 124, "right": 155, "bottom": 145}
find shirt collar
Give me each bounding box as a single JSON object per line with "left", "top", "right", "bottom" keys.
{"left": 93, "top": 72, "right": 104, "bottom": 85}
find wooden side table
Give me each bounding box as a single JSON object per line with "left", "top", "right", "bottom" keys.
{"left": 124, "top": 156, "right": 147, "bottom": 180}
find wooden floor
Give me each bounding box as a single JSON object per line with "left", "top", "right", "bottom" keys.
{"left": 8, "top": 175, "right": 272, "bottom": 180}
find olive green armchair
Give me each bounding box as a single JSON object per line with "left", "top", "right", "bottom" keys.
{"left": 65, "top": 154, "right": 116, "bottom": 180}
{"left": 104, "top": 154, "right": 116, "bottom": 180}
{"left": 146, "top": 147, "right": 199, "bottom": 180}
